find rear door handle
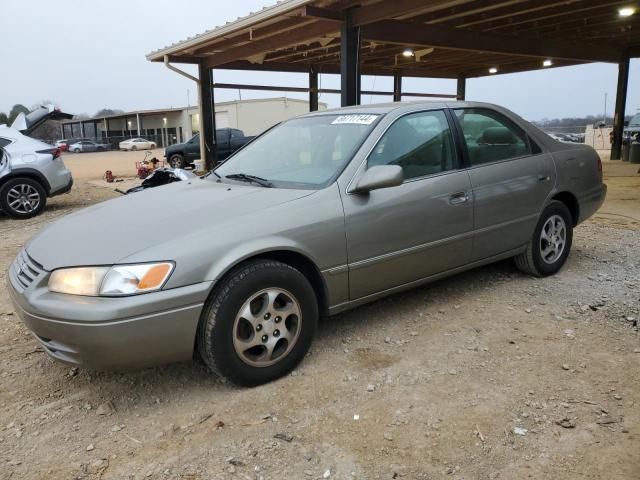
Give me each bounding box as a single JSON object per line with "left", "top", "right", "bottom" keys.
{"left": 449, "top": 191, "right": 469, "bottom": 205}
{"left": 537, "top": 174, "right": 550, "bottom": 182}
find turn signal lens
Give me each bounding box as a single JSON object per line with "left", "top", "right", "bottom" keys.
{"left": 139, "top": 263, "right": 173, "bottom": 290}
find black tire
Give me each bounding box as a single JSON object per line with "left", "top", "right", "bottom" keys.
{"left": 0, "top": 177, "right": 47, "bottom": 219}
{"left": 150, "top": 143, "right": 156, "bottom": 149}
{"left": 514, "top": 200, "right": 573, "bottom": 277}
{"left": 73, "top": 148, "right": 81, "bottom": 153}
{"left": 131, "top": 146, "right": 137, "bottom": 151}
{"left": 168, "top": 154, "right": 185, "bottom": 169}
{"left": 197, "top": 260, "right": 319, "bottom": 387}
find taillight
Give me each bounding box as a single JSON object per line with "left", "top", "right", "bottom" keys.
{"left": 37, "top": 148, "right": 61, "bottom": 159}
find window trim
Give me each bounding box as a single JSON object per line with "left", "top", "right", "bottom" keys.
{"left": 0, "top": 137, "right": 14, "bottom": 148}
{"left": 451, "top": 107, "right": 542, "bottom": 169}
{"left": 353, "top": 108, "right": 463, "bottom": 188}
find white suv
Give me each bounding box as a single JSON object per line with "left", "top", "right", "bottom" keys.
{"left": 0, "top": 106, "right": 73, "bottom": 219}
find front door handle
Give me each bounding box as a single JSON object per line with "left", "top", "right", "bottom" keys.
{"left": 537, "top": 174, "right": 550, "bottom": 182}
{"left": 449, "top": 191, "right": 469, "bottom": 205}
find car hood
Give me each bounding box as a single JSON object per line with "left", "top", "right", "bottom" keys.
{"left": 26, "top": 179, "right": 313, "bottom": 271}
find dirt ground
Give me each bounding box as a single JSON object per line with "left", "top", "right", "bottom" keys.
{"left": 1, "top": 151, "right": 639, "bottom": 480}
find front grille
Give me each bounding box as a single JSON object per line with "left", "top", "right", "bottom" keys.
{"left": 11, "top": 249, "right": 44, "bottom": 291}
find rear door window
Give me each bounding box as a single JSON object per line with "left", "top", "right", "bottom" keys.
{"left": 454, "top": 109, "right": 532, "bottom": 166}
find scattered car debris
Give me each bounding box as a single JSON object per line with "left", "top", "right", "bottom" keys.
{"left": 274, "top": 432, "right": 294, "bottom": 442}
{"left": 555, "top": 418, "right": 576, "bottom": 429}
{"left": 597, "top": 416, "right": 623, "bottom": 425}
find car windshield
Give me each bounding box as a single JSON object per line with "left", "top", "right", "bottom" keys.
{"left": 214, "top": 114, "right": 381, "bottom": 189}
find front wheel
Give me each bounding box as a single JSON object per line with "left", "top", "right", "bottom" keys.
{"left": 514, "top": 200, "right": 573, "bottom": 277}
{"left": 197, "top": 260, "right": 318, "bottom": 387}
{"left": 168, "top": 154, "right": 185, "bottom": 169}
{"left": 73, "top": 148, "right": 81, "bottom": 153}
{"left": 131, "top": 146, "right": 137, "bottom": 151}
{"left": 0, "top": 177, "right": 47, "bottom": 219}
{"left": 149, "top": 143, "right": 156, "bottom": 149}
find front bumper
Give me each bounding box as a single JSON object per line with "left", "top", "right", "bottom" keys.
{"left": 8, "top": 251, "right": 213, "bottom": 369}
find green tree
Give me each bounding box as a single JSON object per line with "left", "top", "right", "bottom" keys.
{"left": 8, "top": 104, "right": 29, "bottom": 123}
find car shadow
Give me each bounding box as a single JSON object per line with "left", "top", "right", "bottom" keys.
{"left": 33, "top": 259, "right": 524, "bottom": 401}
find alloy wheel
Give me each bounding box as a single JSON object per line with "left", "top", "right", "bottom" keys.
{"left": 7, "top": 184, "right": 41, "bottom": 214}
{"left": 232, "top": 288, "right": 302, "bottom": 367}
{"left": 539, "top": 214, "right": 566, "bottom": 264}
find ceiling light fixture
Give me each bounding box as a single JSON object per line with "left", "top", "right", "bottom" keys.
{"left": 489, "top": 67, "right": 498, "bottom": 74}
{"left": 619, "top": 7, "right": 636, "bottom": 16}
{"left": 402, "top": 48, "right": 415, "bottom": 57}
{"left": 543, "top": 59, "right": 553, "bottom": 67}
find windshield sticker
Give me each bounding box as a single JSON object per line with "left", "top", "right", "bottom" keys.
{"left": 331, "top": 114, "right": 379, "bottom": 125}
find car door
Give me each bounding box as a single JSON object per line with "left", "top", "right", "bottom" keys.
{"left": 186, "top": 134, "right": 200, "bottom": 161}
{"left": 83, "top": 141, "right": 96, "bottom": 152}
{"left": 341, "top": 109, "right": 474, "bottom": 300}
{"left": 453, "top": 108, "right": 556, "bottom": 261}
{"left": 216, "top": 129, "right": 231, "bottom": 159}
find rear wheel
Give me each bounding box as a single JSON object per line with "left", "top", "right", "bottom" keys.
{"left": 150, "top": 143, "right": 156, "bottom": 149}
{"left": 0, "top": 177, "right": 47, "bottom": 219}
{"left": 73, "top": 148, "right": 81, "bottom": 153}
{"left": 169, "top": 154, "right": 185, "bottom": 169}
{"left": 514, "top": 200, "right": 573, "bottom": 277}
{"left": 197, "top": 260, "right": 318, "bottom": 386}
{"left": 131, "top": 146, "right": 137, "bottom": 151}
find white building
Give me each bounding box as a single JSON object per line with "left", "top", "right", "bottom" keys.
{"left": 61, "top": 97, "right": 327, "bottom": 147}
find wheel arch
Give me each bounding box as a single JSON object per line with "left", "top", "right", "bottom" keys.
{"left": 206, "top": 247, "right": 330, "bottom": 318}
{"left": 0, "top": 169, "right": 51, "bottom": 195}
{"left": 551, "top": 191, "right": 579, "bottom": 226}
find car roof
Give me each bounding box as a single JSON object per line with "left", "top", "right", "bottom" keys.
{"left": 297, "top": 100, "right": 508, "bottom": 118}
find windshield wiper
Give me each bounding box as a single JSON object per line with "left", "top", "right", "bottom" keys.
{"left": 225, "top": 173, "right": 274, "bottom": 188}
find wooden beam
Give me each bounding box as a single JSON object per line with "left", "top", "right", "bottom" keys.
{"left": 361, "top": 19, "right": 620, "bottom": 63}
{"left": 456, "top": 77, "right": 466, "bottom": 100}
{"left": 351, "top": 0, "right": 472, "bottom": 26}
{"left": 204, "top": 21, "right": 340, "bottom": 68}
{"left": 212, "top": 81, "right": 455, "bottom": 98}
{"left": 164, "top": 54, "right": 201, "bottom": 64}
{"left": 611, "top": 53, "right": 630, "bottom": 160}
{"left": 299, "top": 5, "right": 344, "bottom": 22}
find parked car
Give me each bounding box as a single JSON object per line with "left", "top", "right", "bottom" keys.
{"left": 68, "top": 140, "right": 110, "bottom": 153}
{"left": 55, "top": 138, "right": 91, "bottom": 152}
{"left": 165, "top": 128, "right": 255, "bottom": 168}
{"left": 0, "top": 105, "right": 73, "bottom": 219}
{"left": 8, "top": 101, "right": 606, "bottom": 386}
{"left": 119, "top": 138, "right": 157, "bottom": 151}
{"left": 624, "top": 112, "right": 640, "bottom": 142}
{"left": 0, "top": 128, "right": 73, "bottom": 219}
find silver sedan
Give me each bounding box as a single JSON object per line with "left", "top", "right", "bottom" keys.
{"left": 8, "top": 101, "right": 606, "bottom": 386}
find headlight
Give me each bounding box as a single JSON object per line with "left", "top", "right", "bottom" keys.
{"left": 48, "top": 263, "right": 174, "bottom": 296}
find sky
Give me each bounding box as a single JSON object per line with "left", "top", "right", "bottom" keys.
{"left": 1, "top": 0, "right": 638, "bottom": 122}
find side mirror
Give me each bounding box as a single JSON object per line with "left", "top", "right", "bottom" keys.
{"left": 351, "top": 165, "right": 403, "bottom": 193}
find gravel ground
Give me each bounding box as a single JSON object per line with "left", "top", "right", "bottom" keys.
{"left": 0, "top": 156, "right": 639, "bottom": 479}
